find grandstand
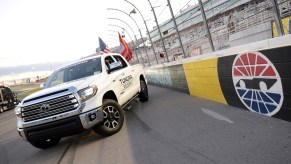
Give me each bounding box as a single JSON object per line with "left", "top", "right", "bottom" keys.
{"left": 100, "top": 0, "right": 290, "bottom": 66}
{"left": 142, "top": 0, "right": 290, "bottom": 64}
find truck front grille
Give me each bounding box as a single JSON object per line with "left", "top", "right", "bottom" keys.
{"left": 22, "top": 94, "right": 79, "bottom": 122}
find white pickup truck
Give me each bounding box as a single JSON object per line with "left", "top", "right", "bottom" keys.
{"left": 15, "top": 53, "right": 148, "bottom": 149}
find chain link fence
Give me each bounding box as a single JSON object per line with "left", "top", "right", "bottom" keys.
{"left": 130, "top": 0, "right": 290, "bottom": 66}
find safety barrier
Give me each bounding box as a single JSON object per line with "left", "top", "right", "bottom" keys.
{"left": 146, "top": 64, "right": 189, "bottom": 94}
{"left": 146, "top": 35, "right": 291, "bottom": 122}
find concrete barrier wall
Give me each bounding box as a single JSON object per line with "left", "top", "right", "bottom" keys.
{"left": 146, "top": 64, "right": 189, "bottom": 94}
{"left": 146, "top": 35, "right": 291, "bottom": 122}
{"left": 184, "top": 57, "right": 227, "bottom": 104}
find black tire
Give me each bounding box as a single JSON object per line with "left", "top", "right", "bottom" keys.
{"left": 0, "top": 107, "right": 3, "bottom": 113}
{"left": 139, "top": 80, "right": 148, "bottom": 102}
{"left": 93, "top": 99, "right": 124, "bottom": 136}
{"left": 29, "top": 137, "right": 61, "bottom": 149}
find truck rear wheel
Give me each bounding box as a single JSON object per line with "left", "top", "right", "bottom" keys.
{"left": 29, "top": 137, "right": 61, "bottom": 149}
{"left": 139, "top": 80, "right": 148, "bottom": 102}
{"left": 93, "top": 99, "right": 124, "bottom": 136}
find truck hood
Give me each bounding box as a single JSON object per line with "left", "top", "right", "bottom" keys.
{"left": 22, "top": 74, "right": 102, "bottom": 103}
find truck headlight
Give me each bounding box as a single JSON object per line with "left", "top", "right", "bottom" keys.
{"left": 78, "top": 85, "right": 98, "bottom": 102}
{"left": 15, "top": 106, "right": 23, "bottom": 118}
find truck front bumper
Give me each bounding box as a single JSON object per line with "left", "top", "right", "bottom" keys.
{"left": 18, "top": 107, "right": 103, "bottom": 141}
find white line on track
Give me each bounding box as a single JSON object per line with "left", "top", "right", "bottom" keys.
{"left": 201, "top": 108, "right": 234, "bottom": 124}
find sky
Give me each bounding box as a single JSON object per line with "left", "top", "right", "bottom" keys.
{"left": 0, "top": 0, "right": 197, "bottom": 68}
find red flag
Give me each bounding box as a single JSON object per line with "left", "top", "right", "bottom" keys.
{"left": 118, "top": 32, "right": 133, "bottom": 61}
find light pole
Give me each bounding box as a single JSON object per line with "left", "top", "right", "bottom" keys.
{"left": 108, "top": 29, "right": 134, "bottom": 49}
{"left": 106, "top": 37, "right": 119, "bottom": 48}
{"left": 146, "top": 0, "right": 169, "bottom": 62}
{"left": 108, "top": 24, "right": 140, "bottom": 63}
{"left": 107, "top": 8, "right": 150, "bottom": 66}
{"left": 107, "top": 18, "right": 143, "bottom": 64}
{"left": 108, "top": 17, "right": 138, "bottom": 43}
{"left": 108, "top": 25, "right": 134, "bottom": 43}
{"left": 107, "top": 34, "right": 120, "bottom": 45}
{"left": 167, "top": 0, "right": 186, "bottom": 58}
{"left": 270, "top": 0, "right": 284, "bottom": 36}
{"left": 198, "top": 0, "right": 215, "bottom": 52}
{"left": 124, "top": 0, "right": 158, "bottom": 65}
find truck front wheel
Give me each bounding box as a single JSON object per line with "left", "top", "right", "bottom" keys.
{"left": 0, "top": 107, "right": 3, "bottom": 113}
{"left": 29, "top": 137, "right": 61, "bottom": 149}
{"left": 93, "top": 99, "right": 124, "bottom": 136}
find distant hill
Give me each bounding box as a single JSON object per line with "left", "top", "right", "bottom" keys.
{"left": 0, "top": 61, "right": 73, "bottom": 75}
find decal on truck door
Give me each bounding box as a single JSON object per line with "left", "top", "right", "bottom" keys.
{"left": 120, "top": 75, "right": 133, "bottom": 89}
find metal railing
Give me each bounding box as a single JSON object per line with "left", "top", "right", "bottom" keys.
{"left": 110, "top": 0, "right": 290, "bottom": 66}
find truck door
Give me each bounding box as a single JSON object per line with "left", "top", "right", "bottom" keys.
{"left": 105, "top": 56, "right": 128, "bottom": 105}
{"left": 112, "top": 55, "right": 137, "bottom": 104}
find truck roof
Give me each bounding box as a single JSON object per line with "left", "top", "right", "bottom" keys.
{"left": 53, "top": 53, "right": 122, "bottom": 72}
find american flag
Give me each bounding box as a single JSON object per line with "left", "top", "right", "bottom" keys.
{"left": 99, "top": 37, "right": 110, "bottom": 54}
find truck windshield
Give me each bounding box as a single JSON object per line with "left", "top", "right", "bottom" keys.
{"left": 45, "top": 57, "right": 102, "bottom": 88}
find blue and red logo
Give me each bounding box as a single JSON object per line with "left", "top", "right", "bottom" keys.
{"left": 232, "top": 52, "right": 283, "bottom": 116}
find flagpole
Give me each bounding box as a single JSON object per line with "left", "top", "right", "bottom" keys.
{"left": 107, "top": 18, "right": 143, "bottom": 65}
{"left": 107, "top": 8, "right": 147, "bottom": 66}
{"left": 124, "top": 0, "right": 158, "bottom": 65}
{"left": 108, "top": 24, "right": 140, "bottom": 64}
{"left": 146, "top": 0, "right": 169, "bottom": 62}
{"left": 108, "top": 9, "right": 151, "bottom": 66}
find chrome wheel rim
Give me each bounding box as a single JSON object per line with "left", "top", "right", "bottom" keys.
{"left": 103, "top": 106, "right": 120, "bottom": 129}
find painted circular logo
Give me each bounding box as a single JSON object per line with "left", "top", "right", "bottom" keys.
{"left": 232, "top": 52, "right": 283, "bottom": 116}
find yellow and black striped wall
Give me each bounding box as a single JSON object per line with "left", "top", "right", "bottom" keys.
{"left": 146, "top": 36, "right": 291, "bottom": 122}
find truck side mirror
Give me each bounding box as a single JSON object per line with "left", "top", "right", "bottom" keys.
{"left": 40, "top": 83, "right": 45, "bottom": 89}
